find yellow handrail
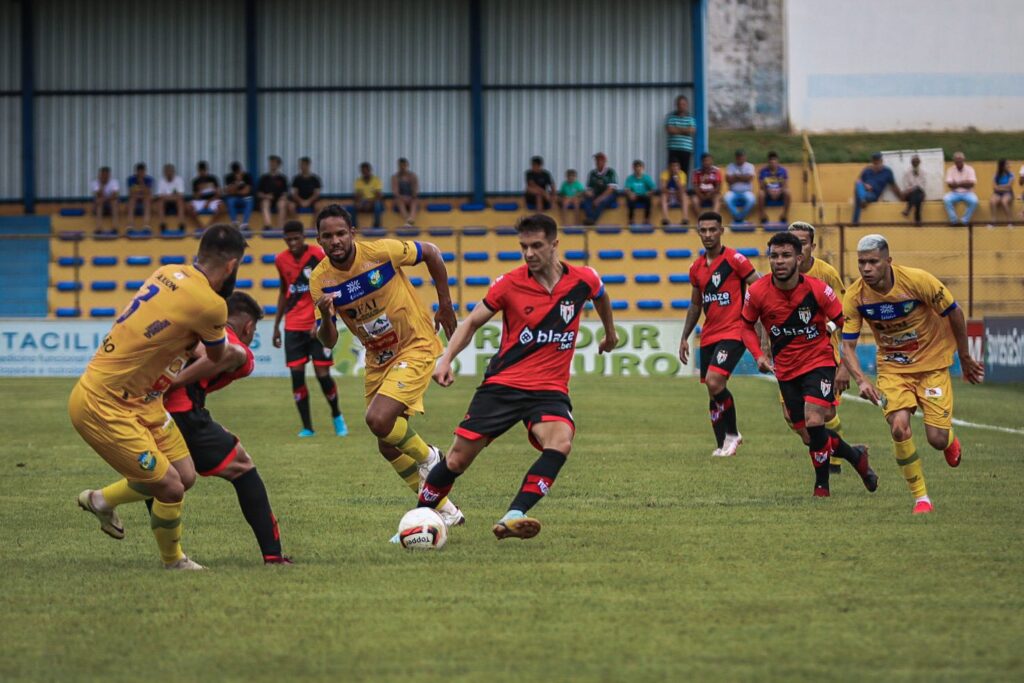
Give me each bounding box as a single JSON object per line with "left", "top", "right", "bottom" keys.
{"left": 801, "top": 132, "right": 826, "bottom": 225}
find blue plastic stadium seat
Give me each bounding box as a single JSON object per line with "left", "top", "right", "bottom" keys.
{"left": 126, "top": 255, "right": 152, "bottom": 266}
{"left": 496, "top": 226, "right": 517, "bottom": 235}
{"left": 671, "top": 299, "right": 691, "bottom": 310}
{"left": 464, "top": 251, "right": 488, "bottom": 262}
{"left": 125, "top": 280, "right": 145, "bottom": 290}
{"left": 261, "top": 254, "right": 276, "bottom": 264}
{"left": 91, "top": 281, "right": 117, "bottom": 291}
{"left": 596, "top": 226, "right": 622, "bottom": 235}
{"left": 242, "top": 254, "right": 253, "bottom": 264}
{"left": 632, "top": 249, "right": 657, "bottom": 260}
{"left": 427, "top": 203, "right": 452, "bottom": 213}
{"left": 126, "top": 228, "right": 152, "bottom": 239}
{"left": 92, "top": 256, "right": 117, "bottom": 266}
{"left": 669, "top": 274, "right": 691, "bottom": 284}
{"left": 598, "top": 249, "right": 624, "bottom": 260}
{"left": 564, "top": 249, "right": 587, "bottom": 261}
{"left": 563, "top": 226, "right": 586, "bottom": 235}
{"left": 465, "top": 276, "right": 490, "bottom": 286}
{"left": 739, "top": 247, "right": 759, "bottom": 257}
{"left": 197, "top": 207, "right": 216, "bottom": 216}
{"left": 603, "top": 274, "right": 627, "bottom": 284}
{"left": 56, "top": 307, "right": 81, "bottom": 317}
{"left": 262, "top": 278, "right": 280, "bottom": 288}
{"left": 395, "top": 228, "right": 420, "bottom": 237}
{"left": 58, "top": 231, "right": 84, "bottom": 241}
{"left": 463, "top": 227, "right": 487, "bottom": 236}
{"left": 497, "top": 251, "right": 521, "bottom": 261}
{"left": 629, "top": 225, "right": 655, "bottom": 234}
{"left": 296, "top": 206, "right": 314, "bottom": 214}
{"left": 763, "top": 223, "right": 788, "bottom": 233}
{"left": 59, "top": 207, "right": 87, "bottom": 217}
{"left": 441, "top": 252, "right": 455, "bottom": 262}
{"left": 431, "top": 277, "right": 458, "bottom": 286}
{"left": 611, "top": 300, "right": 629, "bottom": 310}
{"left": 432, "top": 303, "right": 460, "bottom": 311}
{"left": 57, "top": 281, "right": 82, "bottom": 292}
{"left": 637, "top": 300, "right": 664, "bottom": 310}
{"left": 362, "top": 228, "right": 386, "bottom": 238}
{"left": 263, "top": 305, "right": 277, "bottom": 315}
{"left": 160, "top": 229, "right": 186, "bottom": 239}
{"left": 730, "top": 224, "right": 756, "bottom": 233}
{"left": 663, "top": 226, "right": 689, "bottom": 234}
{"left": 666, "top": 249, "right": 692, "bottom": 259}
{"left": 90, "top": 307, "right": 117, "bottom": 317}
{"left": 493, "top": 202, "right": 519, "bottom": 212}
{"left": 428, "top": 228, "right": 454, "bottom": 237}
{"left": 409, "top": 277, "right": 424, "bottom": 287}
{"left": 584, "top": 301, "right": 594, "bottom": 311}
{"left": 466, "top": 302, "right": 477, "bottom": 311}
{"left": 160, "top": 255, "right": 186, "bottom": 265}
{"left": 234, "top": 279, "right": 253, "bottom": 289}
{"left": 460, "top": 202, "right": 485, "bottom": 212}
{"left": 635, "top": 274, "right": 661, "bottom": 284}
{"left": 58, "top": 256, "right": 83, "bottom": 267}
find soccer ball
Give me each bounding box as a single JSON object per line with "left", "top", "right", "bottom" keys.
{"left": 397, "top": 507, "right": 448, "bottom": 550}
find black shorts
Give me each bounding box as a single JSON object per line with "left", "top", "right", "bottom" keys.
{"left": 525, "top": 195, "right": 553, "bottom": 210}
{"left": 778, "top": 365, "right": 838, "bottom": 430}
{"left": 171, "top": 409, "right": 239, "bottom": 476}
{"left": 699, "top": 339, "right": 746, "bottom": 381}
{"left": 285, "top": 330, "right": 333, "bottom": 369}
{"left": 456, "top": 384, "right": 574, "bottom": 452}
{"left": 668, "top": 149, "right": 691, "bottom": 173}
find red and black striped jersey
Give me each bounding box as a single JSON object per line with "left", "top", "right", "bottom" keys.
{"left": 163, "top": 326, "right": 255, "bottom": 413}
{"left": 275, "top": 245, "right": 325, "bottom": 331}
{"left": 481, "top": 263, "right": 604, "bottom": 394}
{"left": 689, "top": 246, "right": 755, "bottom": 346}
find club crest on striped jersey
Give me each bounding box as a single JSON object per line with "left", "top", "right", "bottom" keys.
{"left": 798, "top": 306, "right": 812, "bottom": 325}
{"left": 711, "top": 271, "right": 722, "bottom": 288}
{"left": 560, "top": 300, "right": 575, "bottom": 324}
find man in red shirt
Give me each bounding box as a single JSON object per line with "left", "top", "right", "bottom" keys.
{"left": 417, "top": 214, "right": 618, "bottom": 541}
{"left": 688, "top": 153, "right": 722, "bottom": 216}
{"left": 271, "top": 220, "right": 347, "bottom": 437}
{"left": 740, "top": 232, "right": 878, "bottom": 497}
{"left": 679, "top": 211, "right": 760, "bottom": 457}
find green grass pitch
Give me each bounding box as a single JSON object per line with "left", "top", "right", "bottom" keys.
{"left": 1, "top": 375, "right": 1022, "bottom": 682}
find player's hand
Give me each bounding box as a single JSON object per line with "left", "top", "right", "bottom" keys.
{"left": 434, "top": 303, "right": 457, "bottom": 339}
{"left": 858, "top": 380, "right": 883, "bottom": 405}
{"left": 756, "top": 355, "right": 774, "bottom": 374}
{"left": 598, "top": 329, "right": 618, "bottom": 354}
{"left": 432, "top": 360, "right": 455, "bottom": 387}
{"left": 316, "top": 294, "right": 335, "bottom": 320}
{"left": 834, "top": 365, "right": 851, "bottom": 395}
{"left": 272, "top": 327, "right": 282, "bottom": 348}
{"left": 960, "top": 353, "right": 985, "bottom": 384}
{"left": 678, "top": 338, "right": 690, "bottom": 364}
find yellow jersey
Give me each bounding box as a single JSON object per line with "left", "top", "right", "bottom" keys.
{"left": 80, "top": 264, "right": 228, "bottom": 398}
{"left": 806, "top": 257, "right": 844, "bottom": 362}
{"left": 310, "top": 239, "right": 443, "bottom": 369}
{"left": 353, "top": 175, "right": 383, "bottom": 201}
{"left": 842, "top": 264, "right": 957, "bottom": 374}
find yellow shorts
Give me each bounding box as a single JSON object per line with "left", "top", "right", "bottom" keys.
{"left": 68, "top": 380, "right": 190, "bottom": 483}
{"left": 363, "top": 354, "right": 436, "bottom": 415}
{"left": 878, "top": 368, "right": 954, "bottom": 430}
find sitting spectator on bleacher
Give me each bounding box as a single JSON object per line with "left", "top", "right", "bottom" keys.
{"left": 990, "top": 158, "right": 1014, "bottom": 225}
{"left": 659, "top": 160, "right": 688, "bottom": 226}
{"left": 352, "top": 161, "right": 383, "bottom": 228}
{"left": 154, "top": 163, "right": 185, "bottom": 234}
{"left": 291, "top": 156, "right": 323, "bottom": 221}
{"left": 852, "top": 152, "right": 899, "bottom": 225}
{"left": 688, "top": 153, "right": 722, "bottom": 217}
{"left": 558, "top": 169, "right": 585, "bottom": 226}
{"left": 723, "top": 149, "right": 756, "bottom": 223}
{"left": 90, "top": 166, "right": 120, "bottom": 236}
{"left": 224, "top": 161, "right": 254, "bottom": 228}
{"left": 757, "top": 151, "right": 790, "bottom": 224}
{"left": 582, "top": 152, "right": 618, "bottom": 225}
{"left": 391, "top": 157, "right": 420, "bottom": 225}
{"left": 125, "top": 162, "right": 153, "bottom": 233}
{"left": 188, "top": 160, "right": 225, "bottom": 230}
{"left": 257, "top": 154, "right": 290, "bottom": 230}
{"left": 942, "top": 151, "right": 978, "bottom": 226}
{"left": 524, "top": 156, "right": 556, "bottom": 211}
{"left": 899, "top": 154, "right": 926, "bottom": 225}
{"left": 623, "top": 160, "right": 656, "bottom": 225}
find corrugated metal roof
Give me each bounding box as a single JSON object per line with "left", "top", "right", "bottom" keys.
{"left": 0, "top": 98, "right": 21, "bottom": 199}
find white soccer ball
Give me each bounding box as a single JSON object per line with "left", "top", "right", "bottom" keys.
{"left": 397, "top": 507, "right": 447, "bottom": 550}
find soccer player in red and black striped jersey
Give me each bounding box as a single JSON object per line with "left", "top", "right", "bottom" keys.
{"left": 678, "top": 211, "right": 761, "bottom": 457}
{"left": 740, "top": 232, "right": 878, "bottom": 497}
{"left": 163, "top": 292, "right": 290, "bottom": 563}
{"left": 271, "top": 220, "right": 347, "bottom": 438}
{"left": 417, "top": 214, "right": 618, "bottom": 541}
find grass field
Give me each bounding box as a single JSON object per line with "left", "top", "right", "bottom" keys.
{"left": 1, "top": 375, "right": 1022, "bottom": 682}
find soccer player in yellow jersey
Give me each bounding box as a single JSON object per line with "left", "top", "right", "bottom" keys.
{"left": 788, "top": 222, "right": 849, "bottom": 473}
{"left": 70, "top": 224, "right": 248, "bottom": 568}
{"left": 841, "top": 234, "right": 985, "bottom": 515}
{"left": 308, "top": 205, "right": 464, "bottom": 530}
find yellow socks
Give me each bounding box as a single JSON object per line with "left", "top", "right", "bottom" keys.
{"left": 894, "top": 437, "right": 927, "bottom": 499}
{"left": 150, "top": 499, "right": 184, "bottom": 564}
{"left": 826, "top": 414, "right": 844, "bottom": 466}
{"left": 390, "top": 454, "right": 422, "bottom": 493}
{"left": 945, "top": 429, "right": 955, "bottom": 449}
{"left": 382, "top": 417, "right": 431, "bottom": 463}
{"left": 100, "top": 479, "right": 149, "bottom": 508}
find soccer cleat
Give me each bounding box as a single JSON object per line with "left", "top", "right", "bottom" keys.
{"left": 333, "top": 415, "right": 348, "bottom": 437}
{"left": 438, "top": 499, "right": 466, "bottom": 528}
{"left": 943, "top": 437, "right": 961, "bottom": 468}
{"left": 492, "top": 510, "right": 542, "bottom": 540}
{"left": 298, "top": 428, "right": 315, "bottom": 438}
{"left": 912, "top": 498, "right": 934, "bottom": 515}
{"left": 389, "top": 532, "right": 401, "bottom": 544}
{"left": 77, "top": 489, "right": 125, "bottom": 540}
{"left": 163, "top": 555, "right": 205, "bottom": 570}
{"left": 717, "top": 433, "right": 743, "bottom": 457}
{"left": 710, "top": 447, "right": 724, "bottom": 457}
{"left": 418, "top": 445, "right": 443, "bottom": 487}
{"left": 853, "top": 445, "right": 879, "bottom": 492}
{"left": 813, "top": 486, "right": 830, "bottom": 498}
{"left": 263, "top": 555, "right": 294, "bottom": 565}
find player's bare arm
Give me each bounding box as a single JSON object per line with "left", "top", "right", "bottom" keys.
{"left": 167, "top": 342, "right": 246, "bottom": 392}
{"left": 272, "top": 280, "right": 288, "bottom": 348}
{"left": 315, "top": 294, "right": 338, "bottom": 348}
{"left": 591, "top": 291, "right": 618, "bottom": 354}
{"left": 947, "top": 306, "right": 985, "bottom": 384}
{"left": 678, "top": 285, "right": 702, "bottom": 363}
{"left": 740, "top": 316, "right": 773, "bottom": 374}
{"left": 420, "top": 241, "right": 457, "bottom": 338}
{"left": 841, "top": 336, "right": 882, "bottom": 404}
{"left": 433, "top": 303, "right": 496, "bottom": 387}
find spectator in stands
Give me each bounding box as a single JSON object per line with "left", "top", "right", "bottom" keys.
{"left": 757, "top": 151, "right": 790, "bottom": 224}
{"left": 90, "top": 166, "right": 120, "bottom": 235}
{"left": 581, "top": 152, "right": 618, "bottom": 225}
{"left": 723, "top": 149, "right": 756, "bottom": 223}
{"left": 665, "top": 94, "right": 696, "bottom": 174}
{"left": 659, "top": 160, "right": 688, "bottom": 226}
{"left": 124, "top": 162, "right": 153, "bottom": 233}
{"left": 852, "top": 152, "right": 899, "bottom": 225}
{"left": 524, "top": 156, "right": 556, "bottom": 211}
{"left": 623, "top": 159, "right": 656, "bottom": 225}
{"left": 223, "top": 161, "right": 254, "bottom": 228}
{"left": 989, "top": 158, "right": 1014, "bottom": 225}
{"left": 688, "top": 153, "right": 722, "bottom": 217}
{"left": 558, "top": 168, "right": 585, "bottom": 226}
{"left": 257, "top": 155, "right": 290, "bottom": 230}
{"left": 154, "top": 163, "right": 185, "bottom": 234}
{"left": 942, "top": 151, "right": 978, "bottom": 226}
{"left": 352, "top": 161, "right": 383, "bottom": 228}
{"left": 291, "top": 156, "right": 323, "bottom": 222}
{"left": 899, "top": 154, "right": 926, "bottom": 225}
{"left": 188, "top": 160, "right": 225, "bottom": 230}
{"left": 391, "top": 157, "right": 420, "bottom": 225}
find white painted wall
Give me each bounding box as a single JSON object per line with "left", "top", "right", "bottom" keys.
{"left": 786, "top": 0, "right": 1024, "bottom": 131}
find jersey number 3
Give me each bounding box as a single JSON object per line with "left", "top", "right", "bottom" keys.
{"left": 117, "top": 284, "right": 160, "bottom": 323}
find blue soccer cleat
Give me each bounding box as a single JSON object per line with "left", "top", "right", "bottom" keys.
{"left": 333, "top": 415, "right": 349, "bottom": 437}
{"left": 298, "top": 428, "right": 315, "bottom": 438}
{"left": 492, "top": 509, "right": 541, "bottom": 540}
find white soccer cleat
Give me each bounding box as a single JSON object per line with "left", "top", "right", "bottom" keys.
{"left": 438, "top": 499, "right": 466, "bottom": 528}
{"left": 77, "top": 489, "right": 125, "bottom": 540}
{"left": 717, "top": 433, "right": 743, "bottom": 457}
{"left": 418, "top": 445, "right": 443, "bottom": 488}
{"left": 711, "top": 447, "right": 725, "bottom": 457}
{"left": 163, "top": 555, "right": 205, "bottom": 570}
